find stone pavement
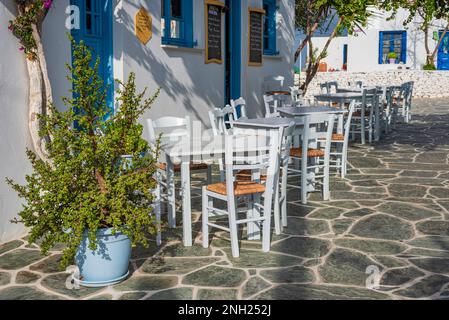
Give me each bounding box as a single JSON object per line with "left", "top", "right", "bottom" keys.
{"left": 0, "top": 99, "right": 448, "bottom": 300}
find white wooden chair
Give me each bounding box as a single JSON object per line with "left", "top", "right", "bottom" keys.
{"left": 327, "top": 100, "right": 356, "bottom": 178}
{"left": 230, "top": 97, "right": 248, "bottom": 120}
{"left": 209, "top": 106, "right": 235, "bottom": 181}
{"left": 202, "top": 132, "right": 280, "bottom": 257}
{"left": 147, "top": 116, "right": 212, "bottom": 228}
{"left": 348, "top": 80, "right": 363, "bottom": 89}
{"left": 350, "top": 88, "right": 378, "bottom": 144}
{"left": 274, "top": 122, "right": 296, "bottom": 234}
{"left": 327, "top": 81, "right": 339, "bottom": 93}
{"left": 263, "top": 94, "right": 284, "bottom": 118}
{"left": 288, "top": 113, "right": 336, "bottom": 204}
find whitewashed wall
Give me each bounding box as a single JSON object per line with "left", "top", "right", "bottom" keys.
{"left": 310, "top": 8, "right": 448, "bottom": 72}
{"left": 0, "top": 1, "right": 32, "bottom": 243}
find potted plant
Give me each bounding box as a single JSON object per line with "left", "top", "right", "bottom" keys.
{"left": 6, "top": 38, "right": 161, "bottom": 287}
{"left": 387, "top": 52, "right": 398, "bottom": 64}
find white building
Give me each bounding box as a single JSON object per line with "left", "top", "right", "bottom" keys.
{"left": 0, "top": 0, "right": 295, "bottom": 243}
{"left": 308, "top": 7, "right": 449, "bottom": 72}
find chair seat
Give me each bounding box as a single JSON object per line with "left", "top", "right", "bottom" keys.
{"left": 290, "top": 147, "right": 325, "bottom": 158}
{"left": 157, "top": 162, "right": 208, "bottom": 172}
{"left": 236, "top": 170, "right": 267, "bottom": 181}
{"left": 318, "top": 134, "right": 344, "bottom": 141}
{"left": 206, "top": 181, "right": 265, "bottom": 196}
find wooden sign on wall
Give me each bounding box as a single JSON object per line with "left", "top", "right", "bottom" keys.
{"left": 248, "top": 8, "right": 265, "bottom": 66}
{"left": 135, "top": 7, "right": 152, "bottom": 45}
{"left": 205, "top": 0, "right": 225, "bottom": 64}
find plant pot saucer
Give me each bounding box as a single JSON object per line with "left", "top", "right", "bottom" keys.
{"left": 73, "top": 270, "right": 129, "bottom": 287}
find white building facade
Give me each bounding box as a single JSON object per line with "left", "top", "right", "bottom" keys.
{"left": 0, "top": 0, "right": 295, "bottom": 243}
{"left": 309, "top": 7, "right": 449, "bottom": 72}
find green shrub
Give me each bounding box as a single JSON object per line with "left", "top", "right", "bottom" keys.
{"left": 6, "top": 37, "right": 161, "bottom": 269}
{"left": 423, "top": 63, "right": 437, "bottom": 70}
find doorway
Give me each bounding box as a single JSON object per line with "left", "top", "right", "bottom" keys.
{"left": 437, "top": 31, "right": 449, "bottom": 70}
{"left": 224, "top": 0, "right": 241, "bottom": 108}
{"left": 71, "top": 0, "right": 114, "bottom": 112}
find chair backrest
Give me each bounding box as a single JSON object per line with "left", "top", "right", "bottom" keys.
{"left": 349, "top": 80, "right": 363, "bottom": 89}
{"left": 359, "top": 87, "right": 378, "bottom": 117}
{"left": 404, "top": 81, "right": 414, "bottom": 107}
{"left": 300, "top": 113, "right": 336, "bottom": 159}
{"left": 230, "top": 97, "right": 248, "bottom": 120}
{"left": 319, "top": 83, "right": 329, "bottom": 94}
{"left": 263, "top": 94, "right": 286, "bottom": 118}
{"left": 280, "top": 122, "right": 296, "bottom": 164}
{"left": 224, "top": 131, "right": 280, "bottom": 200}
{"left": 289, "top": 86, "right": 302, "bottom": 103}
{"left": 327, "top": 81, "right": 339, "bottom": 93}
{"left": 264, "top": 75, "right": 285, "bottom": 92}
{"left": 147, "top": 116, "right": 190, "bottom": 145}
{"left": 209, "top": 105, "right": 234, "bottom": 136}
{"left": 343, "top": 100, "right": 356, "bottom": 144}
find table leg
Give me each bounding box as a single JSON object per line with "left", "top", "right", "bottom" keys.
{"left": 181, "top": 161, "right": 192, "bottom": 246}
{"left": 166, "top": 155, "right": 176, "bottom": 228}
{"left": 375, "top": 100, "right": 380, "bottom": 141}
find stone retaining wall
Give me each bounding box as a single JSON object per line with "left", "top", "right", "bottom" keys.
{"left": 295, "top": 70, "right": 449, "bottom": 98}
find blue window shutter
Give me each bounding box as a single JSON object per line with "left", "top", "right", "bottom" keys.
{"left": 401, "top": 31, "right": 407, "bottom": 63}
{"left": 378, "top": 31, "right": 383, "bottom": 64}
{"left": 161, "top": 0, "right": 194, "bottom": 47}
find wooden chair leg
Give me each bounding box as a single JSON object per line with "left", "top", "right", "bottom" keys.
{"left": 273, "top": 183, "right": 281, "bottom": 235}
{"left": 206, "top": 165, "right": 213, "bottom": 184}
{"left": 228, "top": 199, "right": 240, "bottom": 258}
{"left": 281, "top": 167, "right": 288, "bottom": 227}
{"left": 301, "top": 157, "right": 308, "bottom": 204}
{"left": 154, "top": 178, "right": 162, "bottom": 246}
{"left": 202, "top": 187, "right": 209, "bottom": 249}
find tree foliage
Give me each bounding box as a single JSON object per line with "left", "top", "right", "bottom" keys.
{"left": 295, "top": 0, "right": 375, "bottom": 93}
{"left": 6, "top": 39, "right": 161, "bottom": 269}
{"left": 380, "top": 0, "right": 449, "bottom": 67}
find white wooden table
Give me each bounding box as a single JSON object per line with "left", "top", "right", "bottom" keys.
{"left": 313, "top": 93, "right": 381, "bottom": 141}
{"left": 159, "top": 134, "right": 272, "bottom": 246}
{"left": 277, "top": 106, "right": 346, "bottom": 134}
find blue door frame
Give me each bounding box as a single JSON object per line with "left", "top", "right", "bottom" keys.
{"left": 437, "top": 31, "right": 449, "bottom": 70}
{"left": 225, "top": 0, "right": 241, "bottom": 111}
{"left": 71, "top": 0, "right": 114, "bottom": 114}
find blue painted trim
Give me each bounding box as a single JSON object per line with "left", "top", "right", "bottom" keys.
{"left": 229, "top": 0, "right": 241, "bottom": 103}
{"left": 70, "top": 0, "right": 114, "bottom": 117}
{"left": 263, "top": 0, "right": 277, "bottom": 56}
{"left": 378, "top": 30, "right": 407, "bottom": 64}
{"left": 161, "top": 0, "right": 194, "bottom": 47}
{"left": 437, "top": 30, "right": 449, "bottom": 70}
{"left": 343, "top": 44, "right": 348, "bottom": 65}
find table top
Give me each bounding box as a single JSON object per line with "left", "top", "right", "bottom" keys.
{"left": 266, "top": 90, "right": 290, "bottom": 96}
{"left": 232, "top": 117, "right": 301, "bottom": 128}
{"left": 314, "top": 92, "right": 364, "bottom": 99}
{"left": 159, "top": 134, "right": 272, "bottom": 161}
{"left": 277, "top": 106, "right": 346, "bottom": 116}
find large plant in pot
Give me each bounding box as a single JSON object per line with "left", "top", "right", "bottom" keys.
{"left": 6, "top": 39, "right": 160, "bottom": 287}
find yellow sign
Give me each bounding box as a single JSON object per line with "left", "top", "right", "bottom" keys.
{"left": 135, "top": 7, "right": 152, "bottom": 45}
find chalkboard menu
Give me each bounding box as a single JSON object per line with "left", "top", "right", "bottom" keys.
{"left": 205, "top": 1, "right": 224, "bottom": 64}
{"left": 248, "top": 8, "right": 265, "bottom": 66}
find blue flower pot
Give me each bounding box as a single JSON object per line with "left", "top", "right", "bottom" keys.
{"left": 75, "top": 228, "right": 131, "bottom": 287}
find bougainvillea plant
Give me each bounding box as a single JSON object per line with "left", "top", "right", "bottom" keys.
{"left": 8, "top": 0, "right": 54, "bottom": 161}
{"left": 6, "top": 38, "right": 161, "bottom": 269}
{"left": 8, "top": 0, "right": 52, "bottom": 60}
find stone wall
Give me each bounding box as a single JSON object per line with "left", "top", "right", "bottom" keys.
{"left": 295, "top": 70, "right": 449, "bottom": 98}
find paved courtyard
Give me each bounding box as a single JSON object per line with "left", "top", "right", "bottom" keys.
{"left": 0, "top": 99, "right": 449, "bottom": 300}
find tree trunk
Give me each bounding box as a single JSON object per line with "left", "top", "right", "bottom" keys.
{"left": 430, "top": 22, "right": 449, "bottom": 65}
{"left": 423, "top": 25, "right": 433, "bottom": 65}
{"left": 15, "top": 3, "right": 52, "bottom": 162}
{"left": 302, "top": 18, "right": 342, "bottom": 94}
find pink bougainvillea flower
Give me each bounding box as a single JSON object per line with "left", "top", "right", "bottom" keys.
{"left": 43, "top": 0, "right": 52, "bottom": 9}
{"left": 19, "top": 46, "right": 25, "bottom": 51}
{"left": 8, "top": 24, "right": 13, "bottom": 31}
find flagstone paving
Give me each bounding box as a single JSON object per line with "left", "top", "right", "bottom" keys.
{"left": 0, "top": 99, "right": 448, "bottom": 300}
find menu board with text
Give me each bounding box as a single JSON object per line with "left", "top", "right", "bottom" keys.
{"left": 205, "top": 1, "right": 224, "bottom": 64}
{"left": 248, "top": 8, "right": 264, "bottom": 66}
